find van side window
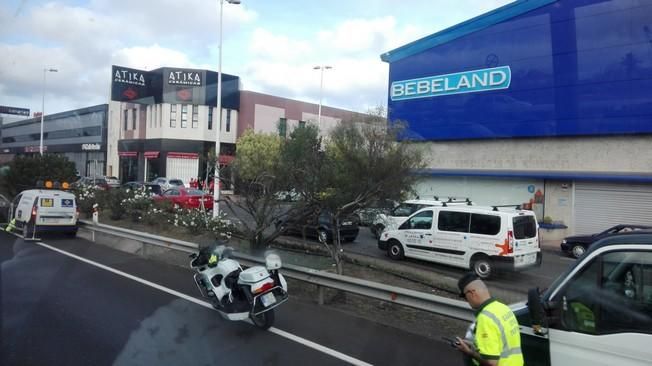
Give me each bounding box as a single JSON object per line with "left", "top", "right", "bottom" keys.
{"left": 400, "top": 210, "right": 433, "bottom": 230}
{"left": 437, "top": 211, "right": 470, "bottom": 233}
{"left": 470, "top": 214, "right": 501, "bottom": 236}
{"left": 556, "top": 250, "right": 652, "bottom": 335}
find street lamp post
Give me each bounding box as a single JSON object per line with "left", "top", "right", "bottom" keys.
{"left": 40, "top": 68, "right": 58, "bottom": 155}
{"left": 214, "top": 0, "right": 240, "bottom": 218}
{"left": 313, "top": 65, "right": 332, "bottom": 132}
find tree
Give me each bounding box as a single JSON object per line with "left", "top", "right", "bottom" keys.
{"left": 1, "top": 155, "right": 77, "bottom": 197}
{"left": 318, "top": 109, "right": 426, "bottom": 274}
{"left": 223, "top": 126, "right": 326, "bottom": 250}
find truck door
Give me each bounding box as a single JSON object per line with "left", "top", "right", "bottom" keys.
{"left": 544, "top": 248, "right": 652, "bottom": 365}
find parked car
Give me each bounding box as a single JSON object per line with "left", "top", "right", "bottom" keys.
{"left": 105, "top": 176, "right": 121, "bottom": 188}
{"left": 149, "top": 177, "right": 185, "bottom": 191}
{"left": 73, "top": 176, "right": 111, "bottom": 190}
{"left": 378, "top": 205, "right": 541, "bottom": 278}
{"left": 561, "top": 224, "right": 652, "bottom": 258}
{"left": 154, "top": 187, "right": 213, "bottom": 210}
{"left": 0, "top": 194, "right": 10, "bottom": 222}
{"left": 122, "top": 181, "right": 163, "bottom": 196}
{"left": 275, "top": 210, "right": 360, "bottom": 243}
{"left": 355, "top": 199, "right": 396, "bottom": 226}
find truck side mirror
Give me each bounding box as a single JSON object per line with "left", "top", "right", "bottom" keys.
{"left": 528, "top": 287, "right": 548, "bottom": 335}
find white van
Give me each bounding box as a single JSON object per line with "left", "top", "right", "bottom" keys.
{"left": 371, "top": 197, "right": 472, "bottom": 238}
{"left": 10, "top": 189, "right": 79, "bottom": 238}
{"left": 378, "top": 205, "right": 541, "bottom": 278}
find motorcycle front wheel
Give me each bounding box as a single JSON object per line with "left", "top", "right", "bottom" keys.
{"left": 250, "top": 309, "right": 275, "bottom": 330}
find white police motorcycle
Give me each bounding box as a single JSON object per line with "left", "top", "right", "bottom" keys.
{"left": 189, "top": 244, "right": 289, "bottom": 329}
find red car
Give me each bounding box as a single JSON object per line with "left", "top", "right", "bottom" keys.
{"left": 155, "top": 188, "right": 214, "bottom": 210}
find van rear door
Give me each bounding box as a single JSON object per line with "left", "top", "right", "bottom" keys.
{"left": 37, "top": 194, "right": 76, "bottom": 226}
{"left": 512, "top": 214, "right": 539, "bottom": 266}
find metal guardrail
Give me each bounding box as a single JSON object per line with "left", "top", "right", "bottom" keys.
{"left": 79, "top": 220, "right": 474, "bottom": 322}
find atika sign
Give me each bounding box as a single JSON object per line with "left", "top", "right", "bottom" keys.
{"left": 390, "top": 66, "right": 511, "bottom": 101}
{"left": 167, "top": 70, "right": 202, "bottom": 86}
{"left": 111, "top": 65, "right": 153, "bottom": 104}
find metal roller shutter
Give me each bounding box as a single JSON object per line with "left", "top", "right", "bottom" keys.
{"left": 166, "top": 156, "right": 199, "bottom": 186}
{"left": 574, "top": 182, "right": 652, "bottom": 235}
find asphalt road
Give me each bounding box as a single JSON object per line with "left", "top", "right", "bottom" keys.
{"left": 0, "top": 230, "right": 462, "bottom": 366}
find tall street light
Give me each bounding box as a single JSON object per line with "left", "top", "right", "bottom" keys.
{"left": 313, "top": 65, "right": 332, "bottom": 132}
{"left": 40, "top": 68, "right": 58, "bottom": 155}
{"left": 214, "top": 0, "right": 240, "bottom": 218}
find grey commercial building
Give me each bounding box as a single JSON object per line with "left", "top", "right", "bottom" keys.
{"left": 0, "top": 104, "right": 108, "bottom": 176}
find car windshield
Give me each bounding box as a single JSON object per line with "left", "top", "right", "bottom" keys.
{"left": 4, "top": 1, "right": 651, "bottom": 365}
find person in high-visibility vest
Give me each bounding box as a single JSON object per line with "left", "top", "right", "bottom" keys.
{"left": 5, "top": 218, "right": 16, "bottom": 233}
{"left": 455, "top": 273, "right": 524, "bottom": 366}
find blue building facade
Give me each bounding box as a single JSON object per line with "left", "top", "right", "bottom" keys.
{"left": 381, "top": 0, "right": 652, "bottom": 237}
{"left": 383, "top": 0, "right": 652, "bottom": 141}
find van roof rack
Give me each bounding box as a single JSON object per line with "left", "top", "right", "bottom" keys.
{"left": 492, "top": 205, "right": 521, "bottom": 211}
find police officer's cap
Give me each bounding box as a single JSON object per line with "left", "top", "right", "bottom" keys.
{"left": 458, "top": 272, "right": 479, "bottom": 297}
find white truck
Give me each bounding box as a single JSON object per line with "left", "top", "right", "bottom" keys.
{"left": 517, "top": 231, "right": 652, "bottom": 365}
{"left": 9, "top": 189, "right": 79, "bottom": 238}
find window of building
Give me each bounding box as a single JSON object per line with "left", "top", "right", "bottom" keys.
{"left": 437, "top": 211, "right": 470, "bottom": 233}
{"left": 226, "top": 109, "right": 231, "bottom": 132}
{"left": 132, "top": 108, "right": 137, "bottom": 130}
{"left": 208, "top": 107, "right": 213, "bottom": 130}
{"left": 123, "top": 109, "right": 128, "bottom": 131}
{"left": 170, "top": 104, "right": 177, "bottom": 127}
{"left": 192, "top": 105, "right": 198, "bottom": 128}
{"left": 299, "top": 120, "right": 306, "bottom": 128}
{"left": 181, "top": 105, "right": 188, "bottom": 128}
{"left": 2, "top": 126, "right": 102, "bottom": 143}
{"left": 469, "top": 214, "right": 501, "bottom": 236}
{"left": 278, "top": 117, "right": 287, "bottom": 137}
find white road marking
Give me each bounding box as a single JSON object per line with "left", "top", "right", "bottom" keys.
{"left": 35, "top": 241, "right": 373, "bottom": 366}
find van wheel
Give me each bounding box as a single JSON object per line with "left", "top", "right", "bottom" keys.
{"left": 472, "top": 256, "right": 493, "bottom": 279}
{"left": 388, "top": 240, "right": 404, "bottom": 260}
{"left": 317, "top": 230, "right": 329, "bottom": 244}
{"left": 24, "top": 223, "right": 36, "bottom": 239}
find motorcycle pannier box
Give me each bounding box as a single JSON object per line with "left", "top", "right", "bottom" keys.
{"left": 239, "top": 266, "right": 269, "bottom": 283}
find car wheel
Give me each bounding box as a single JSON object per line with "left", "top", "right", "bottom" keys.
{"left": 387, "top": 240, "right": 404, "bottom": 260}
{"left": 472, "top": 256, "right": 493, "bottom": 279}
{"left": 571, "top": 244, "right": 586, "bottom": 259}
{"left": 317, "top": 230, "right": 329, "bottom": 244}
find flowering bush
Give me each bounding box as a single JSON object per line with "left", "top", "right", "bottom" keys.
{"left": 72, "top": 185, "right": 99, "bottom": 216}
{"left": 142, "top": 200, "right": 174, "bottom": 226}
{"left": 169, "top": 207, "right": 236, "bottom": 238}
{"left": 122, "top": 187, "right": 154, "bottom": 222}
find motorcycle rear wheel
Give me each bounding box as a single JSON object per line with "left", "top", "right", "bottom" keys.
{"left": 250, "top": 309, "right": 275, "bottom": 330}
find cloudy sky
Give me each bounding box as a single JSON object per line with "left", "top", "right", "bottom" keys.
{"left": 0, "top": 0, "right": 513, "bottom": 115}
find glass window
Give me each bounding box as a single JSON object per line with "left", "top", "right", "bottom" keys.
{"left": 192, "top": 105, "right": 198, "bottom": 128}
{"left": 470, "top": 213, "right": 501, "bottom": 236}
{"left": 391, "top": 203, "right": 419, "bottom": 217}
{"left": 123, "top": 109, "right": 128, "bottom": 131}
{"left": 557, "top": 250, "right": 652, "bottom": 335}
{"left": 208, "top": 107, "right": 213, "bottom": 130}
{"left": 399, "top": 210, "right": 433, "bottom": 230}
{"left": 226, "top": 109, "right": 231, "bottom": 132}
{"left": 164, "top": 189, "right": 180, "bottom": 196}
{"left": 437, "top": 211, "right": 470, "bottom": 233}
{"left": 132, "top": 108, "right": 137, "bottom": 130}
{"left": 278, "top": 117, "right": 287, "bottom": 137}
{"left": 299, "top": 120, "right": 306, "bottom": 128}
{"left": 181, "top": 105, "right": 188, "bottom": 128}
{"left": 513, "top": 215, "right": 537, "bottom": 239}
{"left": 2, "top": 126, "right": 102, "bottom": 143}
{"left": 170, "top": 104, "right": 177, "bottom": 127}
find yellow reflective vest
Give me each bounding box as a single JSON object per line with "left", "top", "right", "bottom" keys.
{"left": 5, "top": 218, "right": 16, "bottom": 232}
{"left": 474, "top": 299, "right": 524, "bottom": 366}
